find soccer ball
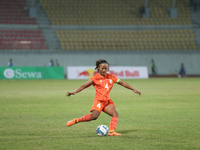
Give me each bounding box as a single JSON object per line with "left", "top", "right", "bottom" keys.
{"left": 96, "top": 125, "right": 109, "bottom": 136}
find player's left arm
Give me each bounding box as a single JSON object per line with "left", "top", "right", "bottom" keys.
{"left": 117, "top": 80, "right": 141, "bottom": 95}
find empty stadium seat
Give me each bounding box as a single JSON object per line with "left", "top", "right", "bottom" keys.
{"left": 0, "top": 0, "right": 37, "bottom": 24}
{"left": 39, "top": 0, "right": 191, "bottom": 25}
{"left": 55, "top": 29, "right": 197, "bottom": 50}
{"left": 0, "top": 30, "right": 48, "bottom": 50}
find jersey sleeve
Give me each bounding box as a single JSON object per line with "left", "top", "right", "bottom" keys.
{"left": 111, "top": 74, "right": 120, "bottom": 83}
{"left": 116, "top": 78, "right": 120, "bottom": 83}
{"left": 90, "top": 76, "right": 94, "bottom": 81}
{"left": 90, "top": 75, "right": 97, "bottom": 83}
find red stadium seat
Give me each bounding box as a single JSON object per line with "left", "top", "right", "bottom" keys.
{"left": 0, "top": 0, "right": 37, "bottom": 25}
{"left": 0, "top": 30, "right": 48, "bottom": 50}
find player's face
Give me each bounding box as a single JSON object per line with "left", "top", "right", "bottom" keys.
{"left": 98, "top": 63, "right": 108, "bottom": 76}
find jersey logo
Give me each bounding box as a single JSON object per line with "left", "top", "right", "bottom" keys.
{"left": 109, "top": 79, "right": 112, "bottom": 84}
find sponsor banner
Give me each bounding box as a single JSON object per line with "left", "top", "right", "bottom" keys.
{"left": 67, "top": 66, "right": 148, "bottom": 79}
{"left": 67, "top": 66, "right": 97, "bottom": 79}
{"left": 0, "top": 67, "right": 64, "bottom": 79}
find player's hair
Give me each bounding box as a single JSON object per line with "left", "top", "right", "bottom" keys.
{"left": 95, "top": 59, "right": 110, "bottom": 71}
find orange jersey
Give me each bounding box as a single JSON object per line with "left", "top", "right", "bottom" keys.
{"left": 90, "top": 73, "right": 119, "bottom": 101}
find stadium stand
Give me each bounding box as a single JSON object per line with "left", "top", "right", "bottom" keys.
{"left": 36, "top": 0, "right": 198, "bottom": 51}
{"left": 149, "top": 0, "right": 191, "bottom": 19}
{"left": 39, "top": 0, "right": 191, "bottom": 25}
{"left": 0, "top": 0, "right": 36, "bottom": 24}
{"left": 56, "top": 29, "right": 197, "bottom": 50}
{"left": 0, "top": 0, "right": 199, "bottom": 77}
{"left": 0, "top": 30, "right": 48, "bottom": 49}
{"left": 0, "top": 0, "right": 199, "bottom": 51}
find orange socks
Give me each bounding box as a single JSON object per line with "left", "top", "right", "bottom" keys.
{"left": 77, "top": 115, "right": 118, "bottom": 132}
{"left": 78, "top": 114, "right": 91, "bottom": 122}
{"left": 109, "top": 116, "right": 118, "bottom": 132}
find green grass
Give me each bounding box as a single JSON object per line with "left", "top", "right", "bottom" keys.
{"left": 0, "top": 78, "right": 200, "bottom": 150}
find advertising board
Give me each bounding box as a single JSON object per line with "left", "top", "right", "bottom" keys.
{"left": 0, "top": 67, "right": 64, "bottom": 79}
{"left": 67, "top": 66, "right": 148, "bottom": 79}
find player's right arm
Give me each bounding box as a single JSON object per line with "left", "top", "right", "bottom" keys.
{"left": 66, "top": 79, "right": 93, "bottom": 97}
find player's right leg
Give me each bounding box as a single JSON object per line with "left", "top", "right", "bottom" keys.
{"left": 66, "top": 111, "right": 101, "bottom": 127}
{"left": 66, "top": 118, "right": 78, "bottom": 127}
{"left": 67, "top": 101, "right": 102, "bottom": 127}
{"left": 66, "top": 113, "right": 92, "bottom": 127}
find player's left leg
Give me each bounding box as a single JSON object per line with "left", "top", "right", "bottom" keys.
{"left": 104, "top": 104, "right": 122, "bottom": 136}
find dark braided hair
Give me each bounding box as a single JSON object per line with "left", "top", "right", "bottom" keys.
{"left": 95, "top": 59, "right": 110, "bottom": 72}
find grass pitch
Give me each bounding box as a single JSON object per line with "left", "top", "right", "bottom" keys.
{"left": 0, "top": 78, "right": 200, "bottom": 150}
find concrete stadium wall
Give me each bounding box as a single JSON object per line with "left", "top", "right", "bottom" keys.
{"left": 0, "top": 51, "right": 200, "bottom": 76}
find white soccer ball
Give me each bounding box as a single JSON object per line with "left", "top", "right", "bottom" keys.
{"left": 96, "top": 125, "right": 109, "bottom": 136}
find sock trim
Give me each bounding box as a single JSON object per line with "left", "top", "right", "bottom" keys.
{"left": 109, "top": 130, "right": 114, "bottom": 133}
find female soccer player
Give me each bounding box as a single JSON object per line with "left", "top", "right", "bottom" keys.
{"left": 66, "top": 59, "right": 141, "bottom": 136}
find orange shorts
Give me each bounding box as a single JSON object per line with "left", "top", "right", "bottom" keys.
{"left": 90, "top": 99, "right": 115, "bottom": 113}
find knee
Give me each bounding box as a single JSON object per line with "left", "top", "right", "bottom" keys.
{"left": 113, "top": 108, "right": 119, "bottom": 117}
{"left": 113, "top": 111, "right": 119, "bottom": 117}
{"left": 91, "top": 114, "right": 99, "bottom": 120}
{"left": 92, "top": 116, "right": 98, "bottom": 120}
{"left": 91, "top": 112, "right": 100, "bottom": 120}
